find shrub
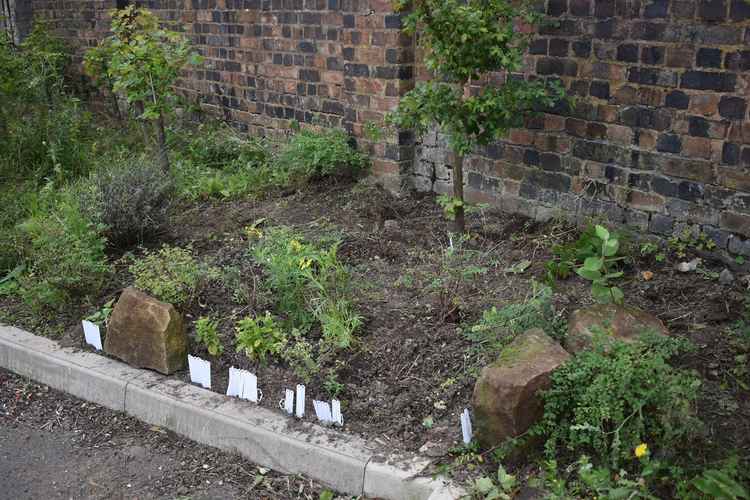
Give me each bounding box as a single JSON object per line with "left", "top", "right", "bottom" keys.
{"left": 195, "top": 316, "right": 223, "bottom": 357}
{"left": 467, "top": 282, "right": 564, "bottom": 355}
{"left": 235, "top": 312, "right": 287, "bottom": 364}
{"left": 272, "top": 128, "right": 368, "bottom": 187}
{"left": 174, "top": 122, "right": 269, "bottom": 170}
{"left": 129, "top": 245, "right": 214, "bottom": 305}
{"left": 16, "top": 191, "right": 110, "bottom": 311}
{"left": 83, "top": 157, "right": 173, "bottom": 247}
{"left": 533, "top": 332, "right": 702, "bottom": 470}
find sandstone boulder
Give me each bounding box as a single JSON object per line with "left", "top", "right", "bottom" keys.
{"left": 104, "top": 287, "right": 188, "bottom": 374}
{"left": 472, "top": 329, "right": 570, "bottom": 448}
{"left": 565, "top": 303, "right": 668, "bottom": 354}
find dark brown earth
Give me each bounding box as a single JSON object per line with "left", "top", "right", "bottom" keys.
{"left": 0, "top": 368, "right": 335, "bottom": 500}
{"left": 2, "top": 179, "right": 749, "bottom": 469}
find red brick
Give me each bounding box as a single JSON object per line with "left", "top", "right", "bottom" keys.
{"left": 682, "top": 136, "right": 713, "bottom": 159}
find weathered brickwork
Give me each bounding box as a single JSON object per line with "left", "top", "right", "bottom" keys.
{"left": 29, "top": 0, "right": 413, "bottom": 186}
{"left": 413, "top": 0, "right": 750, "bottom": 259}
{"left": 22, "top": 0, "right": 750, "bottom": 257}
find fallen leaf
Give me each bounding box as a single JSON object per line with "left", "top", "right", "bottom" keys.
{"left": 641, "top": 271, "right": 654, "bottom": 281}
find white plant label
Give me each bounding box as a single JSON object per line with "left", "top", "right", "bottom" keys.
{"left": 81, "top": 320, "right": 103, "bottom": 351}
{"left": 461, "top": 408, "right": 473, "bottom": 445}
{"left": 295, "top": 384, "right": 305, "bottom": 418}
{"left": 313, "top": 400, "right": 332, "bottom": 424}
{"left": 331, "top": 399, "right": 343, "bottom": 427}
{"left": 187, "top": 355, "right": 211, "bottom": 389}
{"left": 282, "top": 389, "right": 294, "bottom": 415}
{"left": 226, "top": 367, "right": 261, "bottom": 403}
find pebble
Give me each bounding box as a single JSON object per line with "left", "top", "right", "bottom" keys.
{"left": 719, "top": 268, "right": 734, "bottom": 285}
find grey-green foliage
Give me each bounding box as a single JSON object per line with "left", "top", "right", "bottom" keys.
{"left": 82, "top": 156, "right": 173, "bottom": 247}
{"left": 467, "top": 282, "right": 564, "bottom": 354}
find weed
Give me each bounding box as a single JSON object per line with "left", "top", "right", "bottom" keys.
{"left": 545, "top": 224, "right": 626, "bottom": 284}
{"left": 533, "top": 332, "right": 701, "bottom": 470}
{"left": 273, "top": 128, "right": 367, "bottom": 188}
{"left": 323, "top": 368, "right": 345, "bottom": 399}
{"left": 471, "top": 465, "right": 517, "bottom": 500}
{"left": 467, "top": 282, "right": 564, "bottom": 358}
{"left": 281, "top": 329, "right": 319, "bottom": 382}
{"left": 235, "top": 312, "right": 287, "bottom": 364}
{"left": 668, "top": 227, "right": 717, "bottom": 259}
{"left": 16, "top": 189, "right": 110, "bottom": 311}
{"left": 195, "top": 316, "right": 223, "bottom": 357}
{"left": 85, "top": 298, "right": 115, "bottom": 326}
{"left": 575, "top": 225, "right": 626, "bottom": 304}
{"left": 129, "top": 245, "right": 215, "bottom": 305}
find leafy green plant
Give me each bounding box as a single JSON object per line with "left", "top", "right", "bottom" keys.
{"left": 471, "top": 465, "right": 517, "bottom": 500}
{"left": 85, "top": 299, "right": 115, "bottom": 326}
{"left": 686, "top": 457, "right": 749, "bottom": 500}
{"left": 388, "top": 0, "right": 565, "bottom": 232}
{"left": 195, "top": 316, "right": 223, "bottom": 357}
{"left": 533, "top": 332, "right": 701, "bottom": 470}
{"left": 467, "top": 282, "right": 564, "bottom": 356}
{"left": 574, "top": 225, "right": 626, "bottom": 304}
{"left": 17, "top": 190, "right": 110, "bottom": 311}
{"left": 87, "top": 6, "right": 202, "bottom": 171}
{"left": 235, "top": 312, "right": 287, "bottom": 364}
{"left": 545, "top": 224, "right": 624, "bottom": 283}
{"left": 281, "top": 329, "right": 319, "bottom": 382}
{"left": 668, "top": 227, "right": 717, "bottom": 259}
{"left": 129, "top": 245, "right": 214, "bottom": 305}
{"left": 273, "top": 128, "right": 368, "bottom": 188}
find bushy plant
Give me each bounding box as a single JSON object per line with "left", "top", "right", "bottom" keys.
{"left": 467, "top": 282, "right": 564, "bottom": 354}
{"left": 533, "top": 332, "right": 702, "bottom": 470}
{"left": 129, "top": 245, "right": 214, "bottom": 305}
{"left": 82, "top": 157, "right": 173, "bottom": 247}
{"left": 174, "top": 123, "right": 269, "bottom": 170}
{"left": 195, "top": 316, "right": 223, "bottom": 357}
{"left": 281, "top": 329, "right": 319, "bottom": 382}
{"left": 16, "top": 190, "right": 110, "bottom": 311}
{"left": 273, "top": 128, "right": 368, "bottom": 187}
{"left": 235, "top": 312, "right": 287, "bottom": 364}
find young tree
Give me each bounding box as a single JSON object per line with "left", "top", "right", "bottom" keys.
{"left": 388, "top": 0, "right": 566, "bottom": 233}
{"left": 86, "top": 6, "right": 201, "bottom": 171}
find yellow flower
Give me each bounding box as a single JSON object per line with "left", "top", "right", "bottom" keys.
{"left": 634, "top": 443, "right": 648, "bottom": 458}
{"left": 289, "top": 240, "right": 303, "bottom": 253}
{"left": 299, "top": 257, "right": 312, "bottom": 270}
{"left": 244, "top": 226, "right": 263, "bottom": 239}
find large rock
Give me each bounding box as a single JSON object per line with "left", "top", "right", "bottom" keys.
{"left": 104, "top": 287, "right": 188, "bottom": 374}
{"left": 472, "top": 329, "right": 570, "bottom": 448}
{"left": 565, "top": 304, "right": 668, "bottom": 354}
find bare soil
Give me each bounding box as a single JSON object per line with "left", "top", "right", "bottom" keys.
{"left": 2, "top": 179, "right": 749, "bottom": 471}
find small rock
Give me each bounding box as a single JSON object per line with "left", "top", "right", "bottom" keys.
{"left": 719, "top": 268, "right": 734, "bottom": 285}
{"left": 472, "top": 329, "right": 570, "bottom": 448}
{"left": 676, "top": 258, "right": 701, "bottom": 272}
{"left": 565, "top": 304, "right": 668, "bottom": 354}
{"left": 105, "top": 287, "right": 188, "bottom": 374}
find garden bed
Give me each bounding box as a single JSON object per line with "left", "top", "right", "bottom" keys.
{"left": 2, "top": 179, "right": 748, "bottom": 472}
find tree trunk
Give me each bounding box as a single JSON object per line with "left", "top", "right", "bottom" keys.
{"left": 451, "top": 152, "right": 466, "bottom": 234}
{"left": 155, "top": 111, "right": 169, "bottom": 172}
{"left": 134, "top": 100, "right": 150, "bottom": 144}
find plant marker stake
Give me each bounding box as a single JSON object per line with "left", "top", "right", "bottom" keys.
{"left": 240, "top": 371, "right": 260, "bottom": 403}
{"left": 282, "top": 389, "right": 294, "bottom": 415}
{"left": 313, "top": 400, "right": 332, "bottom": 424}
{"left": 295, "top": 384, "right": 305, "bottom": 418}
{"left": 331, "top": 399, "right": 343, "bottom": 427}
{"left": 187, "top": 355, "right": 211, "bottom": 389}
{"left": 461, "top": 408, "right": 473, "bottom": 445}
{"left": 81, "top": 320, "right": 103, "bottom": 351}
{"left": 226, "top": 367, "right": 242, "bottom": 397}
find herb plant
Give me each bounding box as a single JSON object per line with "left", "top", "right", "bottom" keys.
{"left": 235, "top": 312, "right": 287, "bottom": 364}
{"left": 129, "top": 245, "right": 214, "bottom": 305}
{"left": 195, "top": 316, "right": 223, "bottom": 357}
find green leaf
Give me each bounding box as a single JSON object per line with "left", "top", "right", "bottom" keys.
{"left": 497, "top": 465, "right": 516, "bottom": 492}
{"left": 576, "top": 267, "right": 602, "bottom": 281}
{"left": 582, "top": 256, "right": 604, "bottom": 272}
{"left": 475, "top": 477, "right": 495, "bottom": 494}
{"left": 610, "top": 286, "right": 624, "bottom": 304}
{"left": 319, "top": 490, "right": 335, "bottom": 500}
{"left": 591, "top": 283, "right": 613, "bottom": 304}
{"left": 595, "top": 225, "right": 610, "bottom": 241}
{"left": 603, "top": 238, "right": 619, "bottom": 257}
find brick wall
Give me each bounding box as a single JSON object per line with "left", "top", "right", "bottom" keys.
{"left": 30, "top": 0, "right": 413, "bottom": 186}
{"left": 26, "top": 0, "right": 750, "bottom": 259}
{"left": 412, "top": 0, "right": 750, "bottom": 259}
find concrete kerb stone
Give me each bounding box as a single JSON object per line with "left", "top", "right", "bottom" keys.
{"left": 0, "top": 325, "right": 463, "bottom": 499}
